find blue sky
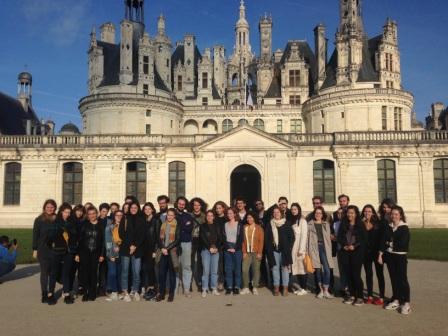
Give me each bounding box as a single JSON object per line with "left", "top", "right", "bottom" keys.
{"left": 0, "top": 0, "right": 447, "bottom": 130}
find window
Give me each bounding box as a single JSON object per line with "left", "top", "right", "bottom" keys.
{"left": 143, "top": 84, "right": 149, "bottom": 95}
{"left": 202, "top": 97, "right": 208, "bottom": 106}
{"left": 254, "top": 119, "right": 265, "bottom": 131}
{"left": 434, "top": 159, "right": 448, "bottom": 203}
{"left": 146, "top": 124, "right": 151, "bottom": 135}
{"left": 3, "top": 162, "right": 21, "bottom": 205}
{"left": 341, "top": 112, "right": 345, "bottom": 119}
{"left": 276, "top": 99, "right": 282, "bottom": 106}
{"left": 386, "top": 81, "right": 394, "bottom": 89}
{"left": 63, "top": 162, "right": 83, "bottom": 205}
{"left": 289, "top": 95, "right": 301, "bottom": 105}
{"left": 169, "top": 161, "right": 185, "bottom": 201}
{"left": 377, "top": 159, "right": 397, "bottom": 202}
{"left": 143, "top": 55, "right": 149, "bottom": 75}
{"left": 166, "top": 59, "right": 170, "bottom": 67}
{"left": 146, "top": 109, "right": 152, "bottom": 117}
{"left": 238, "top": 119, "right": 248, "bottom": 126}
{"left": 202, "top": 73, "right": 208, "bottom": 89}
{"left": 177, "top": 75, "right": 182, "bottom": 91}
{"left": 385, "top": 53, "right": 393, "bottom": 72}
{"left": 126, "top": 162, "right": 146, "bottom": 204}
{"left": 290, "top": 119, "right": 302, "bottom": 133}
{"left": 321, "top": 124, "right": 325, "bottom": 133}
{"left": 382, "top": 106, "right": 388, "bottom": 130}
{"left": 171, "top": 120, "right": 173, "bottom": 128}
{"left": 223, "top": 119, "right": 233, "bottom": 133}
{"left": 313, "top": 160, "right": 335, "bottom": 203}
{"left": 321, "top": 110, "right": 325, "bottom": 118}
{"left": 289, "top": 70, "right": 300, "bottom": 87}
{"left": 277, "top": 119, "right": 283, "bottom": 133}
{"left": 394, "top": 107, "right": 402, "bottom": 131}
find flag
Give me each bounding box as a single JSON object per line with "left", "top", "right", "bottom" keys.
{"left": 246, "top": 83, "right": 254, "bottom": 110}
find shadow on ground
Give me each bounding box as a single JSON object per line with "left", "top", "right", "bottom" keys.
{"left": 0, "top": 265, "right": 40, "bottom": 283}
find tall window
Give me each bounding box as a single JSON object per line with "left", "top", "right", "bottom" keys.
{"left": 289, "top": 70, "right": 300, "bottom": 87}
{"left": 143, "top": 55, "right": 149, "bottom": 75}
{"left": 394, "top": 107, "right": 402, "bottom": 131}
{"left": 143, "top": 84, "right": 149, "bottom": 95}
{"left": 223, "top": 119, "right": 233, "bottom": 133}
{"left": 166, "top": 59, "right": 170, "bottom": 67}
{"left": 177, "top": 75, "right": 183, "bottom": 91}
{"left": 238, "top": 119, "right": 248, "bottom": 126}
{"left": 254, "top": 119, "right": 265, "bottom": 131}
{"left": 146, "top": 124, "right": 151, "bottom": 135}
{"left": 377, "top": 159, "right": 397, "bottom": 202}
{"left": 313, "top": 160, "right": 335, "bottom": 203}
{"left": 63, "top": 162, "right": 83, "bottom": 205}
{"left": 386, "top": 53, "right": 393, "bottom": 72}
{"left": 3, "top": 162, "right": 21, "bottom": 205}
{"left": 202, "top": 97, "right": 208, "bottom": 106}
{"left": 169, "top": 161, "right": 185, "bottom": 201}
{"left": 277, "top": 119, "right": 283, "bottom": 133}
{"left": 126, "top": 162, "right": 146, "bottom": 204}
{"left": 290, "top": 119, "right": 302, "bottom": 133}
{"left": 434, "top": 159, "right": 448, "bottom": 203}
{"left": 382, "top": 106, "right": 388, "bottom": 130}
{"left": 202, "top": 73, "right": 208, "bottom": 89}
{"left": 289, "top": 95, "right": 301, "bottom": 105}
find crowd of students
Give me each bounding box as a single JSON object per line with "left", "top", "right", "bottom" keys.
{"left": 31, "top": 194, "right": 411, "bottom": 314}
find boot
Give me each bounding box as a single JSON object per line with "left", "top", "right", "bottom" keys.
{"left": 282, "top": 287, "right": 289, "bottom": 296}
{"left": 273, "top": 286, "right": 280, "bottom": 296}
{"left": 41, "top": 292, "right": 48, "bottom": 304}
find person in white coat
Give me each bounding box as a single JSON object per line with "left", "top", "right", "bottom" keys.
{"left": 290, "top": 203, "right": 308, "bottom": 296}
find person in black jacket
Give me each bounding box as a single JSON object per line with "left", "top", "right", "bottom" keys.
{"left": 200, "top": 210, "right": 222, "bottom": 297}
{"left": 141, "top": 202, "right": 160, "bottom": 300}
{"left": 72, "top": 204, "right": 86, "bottom": 295}
{"left": 32, "top": 199, "right": 58, "bottom": 304}
{"left": 212, "top": 201, "right": 228, "bottom": 291}
{"left": 75, "top": 206, "right": 105, "bottom": 302}
{"left": 337, "top": 205, "right": 367, "bottom": 306}
{"left": 119, "top": 201, "right": 146, "bottom": 302}
{"left": 157, "top": 208, "right": 181, "bottom": 302}
{"left": 379, "top": 205, "right": 411, "bottom": 315}
{"left": 362, "top": 204, "right": 385, "bottom": 305}
{"left": 265, "top": 206, "right": 294, "bottom": 296}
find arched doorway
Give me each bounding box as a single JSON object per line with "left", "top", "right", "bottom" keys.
{"left": 230, "top": 164, "right": 261, "bottom": 210}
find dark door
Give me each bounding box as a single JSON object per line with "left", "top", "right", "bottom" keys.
{"left": 230, "top": 164, "right": 261, "bottom": 210}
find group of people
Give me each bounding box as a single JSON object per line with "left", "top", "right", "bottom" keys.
{"left": 31, "top": 193, "right": 412, "bottom": 314}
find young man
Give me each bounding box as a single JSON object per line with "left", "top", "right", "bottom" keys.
{"left": 190, "top": 197, "right": 207, "bottom": 292}
{"left": 0, "top": 236, "right": 17, "bottom": 280}
{"left": 305, "top": 196, "right": 333, "bottom": 223}
{"left": 97, "top": 203, "right": 111, "bottom": 297}
{"left": 235, "top": 197, "right": 247, "bottom": 224}
{"left": 333, "top": 194, "right": 350, "bottom": 220}
{"left": 255, "top": 200, "right": 271, "bottom": 288}
{"left": 157, "top": 195, "right": 170, "bottom": 223}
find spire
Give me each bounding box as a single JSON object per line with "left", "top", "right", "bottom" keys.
{"left": 240, "top": 0, "right": 246, "bottom": 19}
{"left": 124, "top": 0, "right": 144, "bottom": 23}
{"left": 90, "top": 26, "right": 97, "bottom": 47}
{"left": 158, "top": 14, "right": 166, "bottom": 35}
{"left": 339, "top": 0, "right": 363, "bottom": 35}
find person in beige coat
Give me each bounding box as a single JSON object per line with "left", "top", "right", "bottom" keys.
{"left": 290, "top": 203, "right": 308, "bottom": 296}
{"left": 307, "top": 206, "right": 334, "bottom": 299}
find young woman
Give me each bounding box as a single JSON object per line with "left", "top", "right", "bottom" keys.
{"left": 72, "top": 204, "right": 86, "bottom": 296}
{"left": 105, "top": 210, "right": 123, "bottom": 302}
{"left": 32, "top": 199, "right": 58, "bottom": 304}
{"left": 142, "top": 202, "right": 160, "bottom": 300}
{"left": 333, "top": 208, "right": 348, "bottom": 297}
{"left": 212, "top": 201, "right": 228, "bottom": 291}
{"left": 362, "top": 204, "right": 385, "bottom": 305}
{"left": 222, "top": 207, "right": 244, "bottom": 295}
{"left": 379, "top": 206, "right": 411, "bottom": 315}
{"left": 200, "top": 210, "right": 222, "bottom": 297}
{"left": 241, "top": 212, "right": 264, "bottom": 295}
{"left": 290, "top": 203, "right": 308, "bottom": 296}
{"left": 119, "top": 202, "right": 145, "bottom": 302}
{"left": 190, "top": 197, "right": 207, "bottom": 293}
{"left": 75, "top": 206, "right": 105, "bottom": 302}
{"left": 265, "top": 206, "right": 294, "bottom": 297}
{"left": 157, "top": 208, "right": 181, "bottom": 302}
{"left": 307, "top": 206, "right": 334, "bottom": 299}
{"left": 337, "top": 205, "right": 367, "bottom": 306}
{"left": 122, "top": 203, "right": 130, "bottom": 215}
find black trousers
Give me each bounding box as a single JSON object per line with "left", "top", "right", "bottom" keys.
{"left": 141, "top": 253, "right": 156, "bottom": 289}
{"left": 158, "top": 254, "right": 176, "bottom": 296}
{"left": 80, "top": 250, "right": 99, "bottom": 299}
{"left": 364, "top": 252, "right": 385, "bottom": 298}
{"left": 98, "top": 260, "right": 107, "bottom": 293}
{"left": 192, "top": 238, "right": 202, "bottom": 290}
{"left": 386, "top": 253, "right": 410, "bottom": 303}
{"left": 340, "top": 248, "right": 364, "bottom": 299}
{"left": 38, "top": 255, "right": 53, "bottom": 295}
{"left": 62, "top": 253, "right": 76, "bottom": 294}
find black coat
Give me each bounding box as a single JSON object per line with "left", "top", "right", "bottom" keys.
{"left": 381, "top": 223, "right": 410, "bottom": 254}
{"left": 32, "top": 214, "right": 56, "bottom": 259}
{"left": 200, "top": 223, "right": 222, "bottom": 250}
{"left": 119, "top": 213, "right": 146, "bottom": 258}
{"left": 48, "top": 218, "right": 79, "bottom": 255}
{"left": 143, "top": 216, "right": 161, "bottom": 256}
{"left": 337, "top": 221, "right": 367, "bottom": 253}
{"left": 264, "top": 221, "right": 295, "bottom": 268}
{"left": 78, "top": 221, "right": 104, "bottom": 256}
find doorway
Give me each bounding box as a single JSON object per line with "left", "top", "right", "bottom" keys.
{"left": 230, "top": 164, "right": 261, "bottom": 210}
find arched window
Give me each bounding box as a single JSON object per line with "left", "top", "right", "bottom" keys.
{"left": 126, "top": 162, "right": 146, "bottom": 204}
{"left": 377, "top": 159, "right": 397, "bottom": 202}
{"left": 238, "top": 119, "right": 248, "bottom": 126}
{"left": 254, "top": 119, "right": 265, "bottom": 131}
{"left": 313, "top": 160, "right": 335, "bottom": 203}
{"left": 223, "top": 119, "right": 233, "bottom": 133}
{"left": 434, "top": 159, "right": 448, "bottom": 203}
{"left": 169, "top": 161, "right": 185, "bottom": 201}
{"left": 4, "top": 162, "right": 21, "bottom": 205}
{"left": 63, "top": 162, "right": 83, "bottom": 205}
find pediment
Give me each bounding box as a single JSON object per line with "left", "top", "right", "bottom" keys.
{"left": 195, "top": 125, "right": 293, "bottom": 151}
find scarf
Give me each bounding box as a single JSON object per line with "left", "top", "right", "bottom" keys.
{"left": 270, "top": 218, "right": 286, "bottom": 247}
{"left": 112, "top": 224, "right": 122, "bottom": 245}
{"left": 160, "top": 219, "right": 178, "bottom": 244}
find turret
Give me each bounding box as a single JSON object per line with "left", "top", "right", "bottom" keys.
{"left": 259, "top": 14, "right": 273, "bottom": 64}
{"left": 17, "top": 71, "right": 32, "bottom": 111}
{"left": 100, "top": 22, "right": 116, "bottom": 44}
{"left": 314, "top": 23, "right": 327, "bottom": 91}
{"left": 138, "top": 32, "right": 155, "bottom": 95}
{"left": 154, "top": 14, "right": 172, "bottom": 90}
{"left": 119, "top": 20, "right": 134, "bottom": 84}
{"left": 213, "top": 45, "right": 226, "bottom": 96}
{"left": 183, "top": 34, "right": 196, "bottom": 98}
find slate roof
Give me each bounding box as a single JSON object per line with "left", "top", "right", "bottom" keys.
{"left": 0, "top": 91, "right": 39, "bottom": 135}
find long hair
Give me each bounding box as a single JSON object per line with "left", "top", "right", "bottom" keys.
{"left": 113, "top": 210, "right": 125, "bottom": 226}
{"left": 341, "top": 205, "right": 363, "bottom": 231}
{"left": 361, "top": 204, "right": 379, "bottom": 226}
{"left": 212, "top": 201, "right": 229, "bottom": 216}
{"left": 246, "top": 211, "right": 260, "bottom": 225}
{"left": 128, "top": 201, "right": 143, "bottom": 217}
{"left": 72, "top": 204, "right": 86, "bottom": 220}
{"left": 40, "top": 199, "right": 57, "bottom": 222}
{"left": 378, "top": 198, "right": 396, "bottom": 220}
{"left": 391, "top": 205, "right": 407, "bottom": 223}
{"left": 290, "top": 202, "right": 302, "bottom": 219}
{"left": 189, "top": 197, "right": 208, "bottom": 213}
{"left": 270, "top": 205, "right": 284, "bottom": 219}
{"left": 142, "top": 202, "right": 157, "bottom": 220}
{"left": 310, "top": 206, "right": 327, "bottom": 222}
{"left": 56, "top": 203, "right": 72, "bottom": 222}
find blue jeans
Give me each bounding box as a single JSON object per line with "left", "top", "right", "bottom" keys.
{"left": 201, "top": 249, "right": 219, "bottom": 290}
{"left": 224, "top": 250, "right": 242, "bottom": 289}
{"left": 121, "top": 256, "right": 141, "bottom": 292}
{"left": 0, "top": 262, "right": 15, "bottom": 278}
{"left": 272, "top": 251, "right": 290, "bottom": 287}
{"left": 107, "top": 258, "right": 121, "bottom": 293}
{"left": 315, "top": 242, "right": 331, "bottom": 288}
{"left": 180, "top": 242, "right": 192, "bottom": 291}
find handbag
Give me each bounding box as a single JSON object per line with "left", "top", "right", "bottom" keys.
{"left": 304, "top": 254, "right": 315, "bottom": 274}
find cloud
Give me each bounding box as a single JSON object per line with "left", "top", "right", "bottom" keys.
{"left": 20, "top": 0, "right": 91, "bottom": 46}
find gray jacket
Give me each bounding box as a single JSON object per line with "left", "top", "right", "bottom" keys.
{"left": 307, "top": 220, "right": 334, "bottom": 269}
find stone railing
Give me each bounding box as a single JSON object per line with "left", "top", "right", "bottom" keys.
{"left": 1, "top": 130, "right": 448, "bottom": 148}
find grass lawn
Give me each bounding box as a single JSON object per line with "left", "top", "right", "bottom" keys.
{"left": 0, "top": 228, "right": 447, "bottom": 264}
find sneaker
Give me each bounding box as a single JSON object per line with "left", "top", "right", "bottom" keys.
{"left": 41, "top": 292, "right": 48, "bottom": 304}
{"left": 82, "top": 294, "right": 89, "bottom": 302}
{"left": 400, "top": 303, "right": 411, "bottom": 315}
{"left": 233, "top": 288, "right": 240, "bottom": 295}
{"left": 132, "top": 292, "right": 141, "bottom": 302}
{"left": 316, "top": 291, "right": 324, "bottom": 299}
{"left": 167, "top": 294, "right": 174, "bottom": 302}
{"left": 366, "top": 297, "right": 374, "bottom": 304}
{"left": 123, "top": 293, "right": 132, "bottom": 302}
{"left": 225, "top": 289, "right": 232, "bottom": 296}
{"left": 252, "top": 288, "right": 259, "bottom": 296}
{"left": 385, "top": 300, "right": 400, "bottom": 310}
{"left": 202, "top": 290, "right": 207, "bottom": 298}
{"left": 64, "top": 295, "right": 74, "bottom": 304}
{"left": 343, "top": 297, "right": 355, "bottom": 305}
{"left": 323, "top": 291, "right": 334, "bottom": 299}
{"left": 212, "top": 289, "right": 220, "bottom": 296}
{"left": 155, "top": 294, "right": 165, "bottom": 302}
{"left": 373, "top": 298, "right": 384, "bottom": 306}
{"left": 296, "top": 289, "right": 307, "bottom": 296}
{"left": 353, "top": 298, "right": 364, "bottom": 306}
{"left": 240, "top": 288, "right": 251, "bottom": 295}
{"left": 184, "top": 290, "right": 192, "bottom": 298}
{"left": 106, "top": 292, "right": 119, "bottom": 302}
